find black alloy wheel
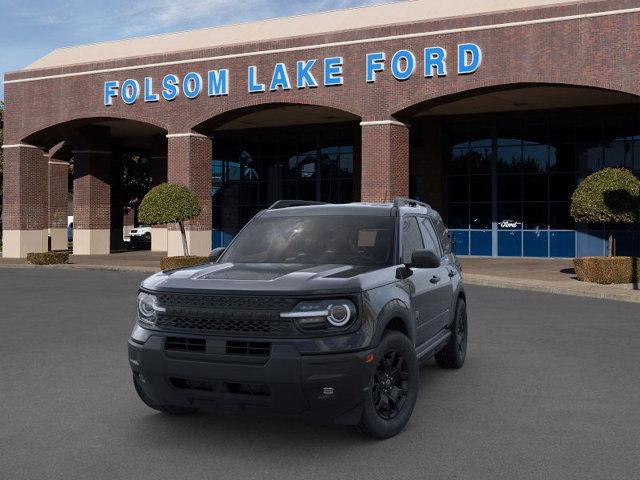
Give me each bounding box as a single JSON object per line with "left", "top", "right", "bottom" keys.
{"left": 357, "top": 331, "right": 419, "bottom": 439}
{"left": 435, "top": 298, "right": 467, "bottom": 369}
{"left": 372, "top": 350, "right": 410, "bottom": 420}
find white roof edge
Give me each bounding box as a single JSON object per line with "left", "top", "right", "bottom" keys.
{"left": 24, "top": 0, "right": 591, "bottom": 71}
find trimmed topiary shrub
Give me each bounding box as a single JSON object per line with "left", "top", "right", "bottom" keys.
{"left": 139, "top": 183, "right": 202, "bottom": 256}
{"left": 160, "top": 256, "right": 208, "bottom": 271}
{"left": 570, "top": 168, "right": 640, "bottom": 224}
{"left": 574, "top": 256, "right": 639, "bottom": 284}
{"left": 570, "top": 168, "right": 640, "bottom": 257}
{"left": 27, "top": 251, "right": 70, "bottom": 265}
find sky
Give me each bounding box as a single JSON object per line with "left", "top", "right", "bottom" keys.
{"left": 0, "top": 0, "right": 400, "bottom": 100}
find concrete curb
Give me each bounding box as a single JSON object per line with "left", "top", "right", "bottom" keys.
{"left": 464, "top": 273, "right": 640, "bottom": 304}
{"left": 0, "top": 263, "right": 158, "bottom": 274}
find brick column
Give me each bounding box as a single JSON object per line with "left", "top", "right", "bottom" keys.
{"left": 166, "top": 133, "right": 212, "bottom": 256}
{"left": 360, "top": 120, "right": 410, "bottom": 202}
{"left": 1, "top": 144, "right": 49, "bottom": 258}
{"left": 48, "top": 158, "right": 69, "bottom": 251}
{"left": 72, "top": 127, "right": 112, "bottom": 255}
{"left": 150, "top": 134, "right": 168, "bottom": 252}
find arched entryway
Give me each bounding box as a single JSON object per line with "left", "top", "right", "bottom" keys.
{"left": 194, "top": 103, "right": 361, "bottom": 247}
{"left": 3, "top": 117, "right": 167, "bottom": 257}
{"left": 397, "top": 84, "right": 640, "bottom": 258}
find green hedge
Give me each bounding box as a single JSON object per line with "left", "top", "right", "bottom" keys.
{"left": 574, "top": 256, "right": 640, "bottom": 284}
{"left": 27, "top": 251, "right": 70, "bottom": 265}
{"left": 160, "top": 256, "right": 208, "bottom": 271}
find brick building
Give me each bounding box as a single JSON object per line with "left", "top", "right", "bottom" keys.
{"left": 3, "top": 0, "right": 640, "bottom": 258}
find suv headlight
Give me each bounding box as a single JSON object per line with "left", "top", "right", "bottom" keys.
{"left": 137, "top": 292, "right": 165, "bottom": 327}
{"left": 280, "top": 299, "right": 357, "bottom": 332}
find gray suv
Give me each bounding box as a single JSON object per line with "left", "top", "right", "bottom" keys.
{"left": 128, "top": 198, "right": 467, "bottom": 439}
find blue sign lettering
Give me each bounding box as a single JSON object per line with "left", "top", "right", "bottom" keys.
{"left": 161, "top": 74, "right": 179, "bottom": 101}
{"left": 324, "top": 57, "right": 344, "bottom": 86}
{"left": 208, "top": 69, "right": 229, "bottom": 96}
{"left": 270, "top": 63, "right": 292, "bottom": 91}
{"left": 296, "top": 59, "right": 318, "bottom": 89}
{"left": 247, "top": 66, "right": 265, "bottom": 93}
{"left": 424, "top": 47, "right": 447, "bottom": 77}
{"left": 121, "top": 79, "right": 140, "bottom": 104}
{"left": 143, "top": 77, "right": 159, "bottom": 102}
{"left": 457, "top": 43, "right": 482, "bottom": 74}
{"left": 366, "top": 52, "right": 385, "bottom": 83}
{"left": 102, "top": 44, "right": 482, "bottom": 105}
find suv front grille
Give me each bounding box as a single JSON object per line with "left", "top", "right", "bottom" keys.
{"left": 165, "top": 337, "right": 206, "bottom": 352}
{"left": 154, "top": 293, "right": 298, "bottom": 337}
{"left": 157, "top": 293, "right": 296, "bottom": 310}
{"left": 225, "top": 341, "right": 271, "bottom": 356}
{"left": 169, "top": 377, "right": 271, "bottom": 396}
{"left": 155, "top": 314, "right": 293, "bottom": 336}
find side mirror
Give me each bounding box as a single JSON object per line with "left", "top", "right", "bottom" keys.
{"left": 410, "top": 249, "right": 441, "bottom": 269}
{"left": 208, "top": 247, "right": 226, "bottom": 263}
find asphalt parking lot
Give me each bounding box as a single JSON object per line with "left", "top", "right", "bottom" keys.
{"left": 1, "top": 268, "right": 639, "bottom": 480}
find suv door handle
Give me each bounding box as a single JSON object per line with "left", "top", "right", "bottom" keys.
{"left": 430, "top": 275, "right": 441, "bottom": 284}
{"left": 448, "top": 269, "right": 457, "bottom": 278}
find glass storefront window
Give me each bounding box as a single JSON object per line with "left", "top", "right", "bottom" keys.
{"left": 497, "top": 203, "right": 522, "bottom": 229}
{"left": 523, "top": 144, "right": 548, "bottom": 173}
{"left": 445, "top": 105, "right": 640, "bottom": 257}
{"left": 497, "top": 175, "right": 521, "bottom": 201}
{"left": 450, "top": 148, "right": 469, "bottom": 174}
{"left": 470, "top": 175, "right": 492, "bottom": 202}
{"left": 447, "top": 204, "right": 469, "bottom": 229}
{"left": 549, "top": 144, "right": 575, "bottom": 172}
{"left": 211, "top": 124, "right": 358, "bottom": 245}
{"left": 523, "top": 204, "right": 548, "bottom": 229}
{"left": 447, "top": 176, "right": 469, "bottom": 203}
{"left": 549, "top": 202, "right": 573, "bottom": 229}
{"left": 470, "top": 147, "right": 492, "bottom": 173}
{"left": 523, "top": 175, "right": 547, "bottom": 202}
{"left": 470, "top": 203, "right": 492, "bottom": 229}
{"left": 604, "top": 141, "right": 632, "bottom": 168}
{"left": 497, "top": 145, "right": 522, "bottom": 173}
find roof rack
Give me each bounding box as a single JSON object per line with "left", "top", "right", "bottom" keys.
{"left": 392, "top": 197, "right": 431, "bottom": 210}
{"left": 268, "top": 200, "right": 327, "bottom": 210}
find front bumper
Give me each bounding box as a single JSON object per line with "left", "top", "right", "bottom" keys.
{"left": 128, "top": 332, "right": 375, "bottom": 424}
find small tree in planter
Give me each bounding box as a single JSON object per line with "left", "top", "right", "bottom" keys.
{"left": 139, "top": 183, "right": 202, "bottom": 257}
{"left": 570, "top": 168, "right": 640, "bottom": 256}
{"left": 570, "top": 168, "right": 640, "bottom": 285}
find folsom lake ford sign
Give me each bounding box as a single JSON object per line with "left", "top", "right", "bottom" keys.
{"left": 103, "top": 43, "right": 482, "bottom": 106}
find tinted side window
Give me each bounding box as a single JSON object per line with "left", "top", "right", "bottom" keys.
{"left": 431, "top": 214, "right": 451, "bottom": 254}
{"left": 419, "top": 217, "right": 442, "bottom": 256}
{"left": 402, "top": 217, "right": 424, "bottom": 264}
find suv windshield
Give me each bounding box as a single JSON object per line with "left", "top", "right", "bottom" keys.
{"left": 220, "top": 215, "right": 396, "bottom": 266}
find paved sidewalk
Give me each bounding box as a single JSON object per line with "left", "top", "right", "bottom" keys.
{"left": 0, "top": 250, "right": 161, "bottom": 273}
{"left": 461, "top": 257, "right": 640, "bottom": 303}
{"left": 1, "top": 251, "right": 639, "bottom": 303}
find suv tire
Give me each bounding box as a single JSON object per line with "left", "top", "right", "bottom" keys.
{"left": 133, "top": 373, "right": 198, "bottom": 415}
{"left": 435, "top": 298, "right": 467, "bottom": 369}
{"left": 357, "top": 331, "right": 419, "bottom": 439}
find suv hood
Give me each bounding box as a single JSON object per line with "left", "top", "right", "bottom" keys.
{"left": 141, "top": 262, "right": 398, "bottom": 295}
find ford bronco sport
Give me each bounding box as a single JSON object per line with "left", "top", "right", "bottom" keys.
{"left": 128, "top": 198, "right": 468, "bottom": 439}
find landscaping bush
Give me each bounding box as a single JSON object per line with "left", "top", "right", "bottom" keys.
{"left": 27, "top": 251, "right": 69, "bottom": 265}
{"left": 160, "top": 256, "right": 208, "bottom": 271}
{"left": 139, "top": 183, "right": 202, "bottom": 256}
{"left": 574, "top": 256, "right": 640, "bottom": 284}
{"left": 570, "top": 168, "right": 640, "bottom": 256}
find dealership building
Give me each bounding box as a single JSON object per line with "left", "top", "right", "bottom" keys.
{"left": 3, "top": 0, "right": 640, "bottom": 258}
